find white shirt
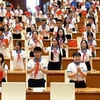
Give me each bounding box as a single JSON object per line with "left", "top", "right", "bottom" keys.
{"left": 3, "top": 31, "right": 12, "bottom": 42}
{"left": 12, "top": 50, "right": 26, "bottom": 70}
{"left": 3, "top": 18, "right": 14, "bottom": 28}
{"left": 46, "top": 46, "right": 62, "bottom": 62}
{"left": 53, "top": 26, "right": 67, "bottom": 35}
{"left": 27, "top": 58, "right": 47, "bottom": 79}
{"left": 14, "top": 9, "right": 23, "bottom": 16}
{"left": 70, "top": 17, "right": 77, "bottom": 28}
{"left": 0, "top": 8, "right": 6, "bottom": 17}
{"left": 67, "top": 62, "right": 87, "bottom": 81}
{"left": 82, "top": 31, "right": 96, "bottom": 40}
{"left": 78, "top": 49, "right": 92, "bottom": 62}
{"left": 38, "top": 25, "right": 49, "bottom": 37}
{"left": 35, "top": 10, "right": 43, "bottom": 18}
{"left": 29, "top": 39, "right": 43, "bottom": 48}
{"left": 25, "top": 16, "right": 36, "bottom": 28}
{"left": 47, "top": 19, "right": 56, "bottom": 29}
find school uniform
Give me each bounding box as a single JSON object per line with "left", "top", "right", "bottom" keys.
{"left": 27, "top": 58, "right": 47, "bottom": 87}
{"left": 0, "top": 36, "right": 8, "bottom": 57}
{"left": 69, "top": 17, "right": 77, "bottom": 31}
{"left": 29, "top": 39, "right": 43, "bottom": 57}
{"left": 38, "top": 25, "right": 49, "bottom": 39}
{"left": 53, "top": 26, "right": 67, "bottom": 36}
{"left": 0, "top": 8, "right": 6, "bottom": 21}
{"left": 26, "top": 31, "right": 33, "bottom": 45}
{"left": 82, "top": 31, "right": 96, "bottom": 40}
{"left": 12, "top": 23, "right": 22, "bottom": 39}
{"left": 67, "top": 62, "right": 87, "bottom": 88}
{"left": 25, "top": 17, "right": 36, "bottom": 33}
{"left": 46, "top": 46, "right": 62, "bottom": 70}
{"left": 3, "top": 18, "right": 14, "bottom": 29}
{"left": 35, "top": 10, "right": 43, "bottom": 22}
{"left": 87, "top": 39, "right": 97, "bottom": 57}
{"left": 12, "top": 50, "right": 26, "bottom": 70}
{"left": 14, "top": 9, "right": 23, "bottom": 21}
{"left": 47, "top": 19, "right": 56, "bottom": 32}
{"left": 62, "top": 24, "right": 72, "bottom": 39}
{"left": 3, "top": 31, "right": 12, "bottom": 42}
{"left": 78, "top": 49, "right": 92, "bottom": 71}
{"left": 58, "top": 38, "right": 67, "bottom": 57}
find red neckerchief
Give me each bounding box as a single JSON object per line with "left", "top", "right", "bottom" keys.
{"left": 34, "top": 58, "right": 41, "bottom": 79}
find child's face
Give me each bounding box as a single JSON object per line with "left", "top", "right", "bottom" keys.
{"left": 4, "top": 26, "right": 8, "bottom": 31}
{"left": 42, "top": 21, "right": 46, "bottom": 25}
{"left": 88, "top": 35, "right": 93, "bottom": 40}
{"left": 52, "top": 38, "right": 58, "bottom": 46}
{"left": 34, "top": 51, "right": 41, "bottom": 59}
{"left": 31, "top": 25, "right": 35, "bottom": 31}
{"left": 15, "top": 43, "right": 20, "bottom": 50}
{"left": 73, "top": 55, "right": 81, "bottom": 63}
{"left": 32, "top": 32, "right": 38, "bottom": 39}
{"left": 81, "top": 41, "right": 87, "bottom": 49}
{"left": 58, "top": 29, "right": 63, "bottom": 37}
{"left": 86, "top": 26, "right": 91, "bottom": 31}
{"left": 56, "top": 21, "right": 62, "bottom": 27}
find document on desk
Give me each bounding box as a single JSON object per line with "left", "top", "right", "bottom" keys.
{"left": 33, "top": 87, "right": 45, "bottom": 92}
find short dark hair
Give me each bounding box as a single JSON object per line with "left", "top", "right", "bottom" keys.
{"left": 73, "top": 52, "right": 81, "bottom": 57}
{"left": 86, "top": 23, "right": 91, "bottom": 27}
{"left": 34, "top": 47, "right": 42, "bottom": 52}
{"left": 87, "top": 32, "right": 93, "bottom": 37}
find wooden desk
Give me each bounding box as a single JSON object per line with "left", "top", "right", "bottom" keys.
{"left": 62, "top": 57, "right": 73, "bottom": 70}
{"left": 5, "top": 57, "right": 10, "bottom": 70}
{"left": 7, "top": 70, "right": 26, "bottom": 82}
{"left": 13, "top": 39, "right": 25, "bottom": 47}
{"left": 62, "top": 57, "right": 100, "bottom": 70}
{"left": 92, "top": 58, "right": 100, "bottom": 70}
{"left": 0, "top": 87, "right": 99, "bottom": 100}
{"left": 68, "top": 47, "right": 78, "bottom": 57}
{"left": 68, "top": 47, "right": 100, "bottom": 57}
{"left": 72, "top": 33, "right": 82, "bottom": 39}
{"left": 47, "top": 70, "right": 65, "bottom": 87}
{"left": 47, "top": 70, "right": 100, "bottom": 88}
{"left": 26, "top": 88, "right": 100, "bottom": 100}
{"left": 69, "top": 39, "right": 100, "bottom": 47}
{"left": 72, "top": 33, "right": 100, "bottom": 39}
{"left": 43, "top": 39, "right": 51, "bottom": 47}
{"left": 86, "top": 71, "right": 100, "bottom": 88}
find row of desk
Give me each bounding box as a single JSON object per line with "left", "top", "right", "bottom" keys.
{"left": 0, "top": 87, "right": 100, "bottom": 100}
{"left": 5, "top": 57, "right": 100, "bottom": 70}
{"left": 13, "top": 38, "right": 100, "bottom": 48}
{"left": 7, "top": 70, "right": 100, "bottom": 88}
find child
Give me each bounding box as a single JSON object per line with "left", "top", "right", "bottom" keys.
{"left": 10, "top": 41, "right": 26, "bottom": 70}
{"left": 27, "top": 46, "right": 48, "bottom": 87}
{"left": 28, "top": 31, "right": 43, "bottom": 57}
{"left": 43, "top": 37, "right": 62, "bottom": 70}
{"left": 78, "top": 40, "right": 92, "bottom": 71}
{"left": 3, "top": 24, "right": 12, "bottom": 45}
{"left": 38, "top": 18, "right": 49, "bottom": 39}
{"left": 12, "top": 16, "right": 23, "bottom": 39}
{"left": 0, "top": 27, "right": 9, "bottom": 57}
{"left": 67, "top": 52, "right": 87, "bottom": 88}
{"left": 82, "top": 23, "right": 95, "bottom": 40}
{"left": 56, "top": 28, "right": 67, "bottom": 57}
{"left": 87, "top": 32, "right": 97, "bottom": 57}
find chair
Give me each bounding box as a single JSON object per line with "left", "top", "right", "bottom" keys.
{"left": 50, "top": 82, "right": 75, "bottom": 100}
{"left": 2, "top": 82, "right": 26, "bottom": 100}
